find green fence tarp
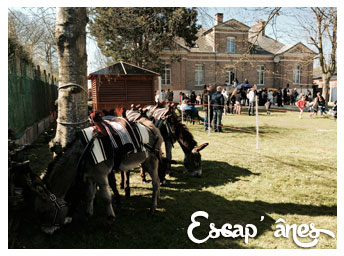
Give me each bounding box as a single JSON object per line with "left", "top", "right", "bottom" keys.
{"left": 8, "top": 73, "right": 58, "bottom": 139}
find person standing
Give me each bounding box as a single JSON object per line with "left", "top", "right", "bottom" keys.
{"left": 283, "top": 84, "right": 289, "bottom": 105}
{"left": 268, "top": 90, "right": 274, "bottom": 104}
{"left": 233, "top": 78, "right": 239, "bottom": 88}
{"left": 161, "top": 89, "right": 166, "bottom": 102}
{"left": 222, "top": 87, "right": 229, "bottom": 115}
{"left": 306, "top": 89, "right": 312, "bottom": 102}
{"left": 167, "top": 88, "right": 174, "bottom": 102}
{"left": 179, "top": 91, "right": 183, "bottom": 103}
{"left": 248, "top": 88, "right": 256, "bottom": 116}
{"left": 265, "top": 99, "right": 272, "bottom": 115}
{"left": 309, "top": 96, "right": 319, "bottom": 117}
{"left": 212, "top": 86, "right": 224, "bottom": 132}
{"left": 203, "top": 85, "right": 213, "bottom": 131}
{"left": 277, "top": 88, "right": 283, "bottom": 107}
{"left": 234, "top": 89, "right": 242, "bottom": 115}
{"left": 317, "top": 92, "right": 327, "bottom": 115}
{"left": 291, "top": 88, "right": 298, "bottom": 105}
{"left": 190, "top": 90, "right": 197, "bottom": 105}
{"left": 155, "top": 90, "right": 159, "bottom": 104}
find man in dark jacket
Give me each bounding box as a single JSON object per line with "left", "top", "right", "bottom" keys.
{"left": 212, "top": 86, "right": 224, "bottom": 132}
{"left": 203, "top": 84, "right": 213, "bottom": 131}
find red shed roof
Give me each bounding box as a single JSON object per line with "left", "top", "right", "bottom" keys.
{"left": 88, "top": 61, "right": 159, "bottom": 79}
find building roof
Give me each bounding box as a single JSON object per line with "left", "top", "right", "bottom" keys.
{"left": 174, "top": 18, "right": 315, "bottom": 56}
{"left": 88, "top": 61, "right": 159, "bottom": 78}
{"left": 248, "top": 33, "right": 285, "bottom": 55}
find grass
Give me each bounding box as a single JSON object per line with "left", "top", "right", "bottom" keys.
{"left": 11, "top": 109, "right": 337, "bottom": 249}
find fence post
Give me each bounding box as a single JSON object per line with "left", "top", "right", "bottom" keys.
{"left": 208, "top": 94, "right": 210, "bottom": 136}
{"left": 255, "top": 95, "right": 259, "bottom": 150}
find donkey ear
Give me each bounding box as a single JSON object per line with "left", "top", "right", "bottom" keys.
{"left": 194, "top": 143, "right": 209, "bottom": 152}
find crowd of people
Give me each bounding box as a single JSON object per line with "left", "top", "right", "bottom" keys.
{"left": 154, "top": 80, "right": 337, "bottom": 132}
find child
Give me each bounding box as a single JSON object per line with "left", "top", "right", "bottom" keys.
{"left": 309, "top": 97, "right": 319, "bottom": 117}
{"left": 296, "top": 95, "right": 307, "bottom": 118}
{"left": 265, "top": 99, "right": 272, "bottom": 115}
{"left": 328, "top": 101, "right": 337, "bottom": 120}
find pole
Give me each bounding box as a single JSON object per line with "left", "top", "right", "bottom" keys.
{"left": 208, "top": 94, "right": 210, "bottom": 136}
{"left": 255, "top": 94, "right": 259, "bottom": 150}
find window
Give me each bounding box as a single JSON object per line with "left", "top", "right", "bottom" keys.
{"left": 162, "top": 64, "right": 171, "bottom": 85}
{"left": 195, "top": 64, "right": 204, "bottom": 86}
{"left": 227, "top": 37, "right": 236, "bottom": 53}
{"left": 257, "top": 65, "right": 265, "bottom": 85}
{"left": 293, "top": 65, "right": 301, "bottom": 84}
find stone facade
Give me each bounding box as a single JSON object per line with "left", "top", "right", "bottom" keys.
{"left": 159, "top": 14, "right": 315, "bottom": 98}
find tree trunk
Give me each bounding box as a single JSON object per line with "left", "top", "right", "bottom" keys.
{"left": 52, "top": 8, "right": 88, "bottom": 149}
{"left": 322, "top": 74, "right": 330, "bottom": 107}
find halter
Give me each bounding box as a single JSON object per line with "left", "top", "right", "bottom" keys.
{"left": 26, "top": 173, "right": 68, "bottom": 228}
{"left": 40, "top": 186, "right": 68, "bottom": 228}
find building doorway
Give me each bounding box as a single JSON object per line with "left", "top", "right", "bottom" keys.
{"left": 226, "top": 68, "right": 236, "bottom": 85}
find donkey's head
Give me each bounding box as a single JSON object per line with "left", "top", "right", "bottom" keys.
{"left": 183, "top": 143, "right": 209, "bottom": 177}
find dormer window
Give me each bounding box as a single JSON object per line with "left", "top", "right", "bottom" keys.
{"left": 227, "top": 37, "right": 236, "bottom": 53}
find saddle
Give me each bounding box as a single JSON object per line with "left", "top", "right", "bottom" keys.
{"left": 79, "top": 112, "right": 144, "bottom": 165}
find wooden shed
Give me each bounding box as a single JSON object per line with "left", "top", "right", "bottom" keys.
{"left": 88, "top": 61, "right": 159, "bottom": 111}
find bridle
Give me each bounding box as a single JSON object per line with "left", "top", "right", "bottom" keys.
{"left": 26, "top": 172, "right": 68, "bottom": 228}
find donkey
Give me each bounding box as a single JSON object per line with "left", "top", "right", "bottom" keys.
{"left": 128, "top": 103, "right": 208, "bottom": 177}
{"left": 32, "top": 117, "right": 163, "bottom": 234}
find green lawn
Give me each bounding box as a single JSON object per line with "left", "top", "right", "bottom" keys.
{"left": 12, "top": 110, "right": 337, "bottom": 249}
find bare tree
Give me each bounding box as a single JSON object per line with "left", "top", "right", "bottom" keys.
{"left": 52, "top": 7, "right": 88, "bottom": 150}
{"left": 8, "top": 8, "right": 58, "bottom": 74}
{"left": 297, "top": 7, "right": 336, "bottom": 104}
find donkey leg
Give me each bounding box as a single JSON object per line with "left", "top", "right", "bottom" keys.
{"left": 107, "top": 169, "right": 120, "bottom": 205}
{"left": 142, "top": 156, "right": 160, "bottom": 214}
{"left": 85, "top": 179, "right": 97, "bottom": 216}
{"left": 96, "top": 175, "right": 115, "bottom": 220}
{"left": 124, "top": 171, "right": 130, "bottom": 197}
{"left": 140, "top": 165, "right": 147, "bottom": 182}
{"left": 120, "top": 171, "right": 125, "bottom": 189}
{"left": 165, "top": 140, "right": 173, "bottom": 177}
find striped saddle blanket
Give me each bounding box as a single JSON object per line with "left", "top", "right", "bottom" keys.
{"left": 79, "top": 117, "right": 149, "bottom": 165}
{"left": 145, "top": 105, "right": 169, "bottom": 120}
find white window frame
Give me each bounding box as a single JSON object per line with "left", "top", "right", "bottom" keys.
{"left": 162, "top": 64, "right": 171, "bottom": 85}
{"left": 257, "top": 65, "right": 265, "bottom": 85}
{"left": 195, "top": 64, "right": 205, "bottom": 86}
{"left": 293, "top": 65, "right": 301, "bottom": 84}
{"left": 227, "top": 37, "right": 236, "bottom": 53}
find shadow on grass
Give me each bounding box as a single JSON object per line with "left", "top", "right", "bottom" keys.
{"left": 221, "top": 125, "right": 291, "bottom": 135}
{"left": 14, "top": 189, "right": 336, "bottom": 249}
{"left": 160, "top": 160, "right": 260, "bottom": 190}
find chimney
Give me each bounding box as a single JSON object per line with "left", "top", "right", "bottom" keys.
{"left": 215, "top": 13, "right": 223, "bottom": 25}
{"left": 251, "top": 19, "right": 266, "bottom": 36}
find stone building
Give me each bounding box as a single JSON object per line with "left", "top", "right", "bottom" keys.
{"left": 159, "top": 13, "right": 315, "bottom": 99}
